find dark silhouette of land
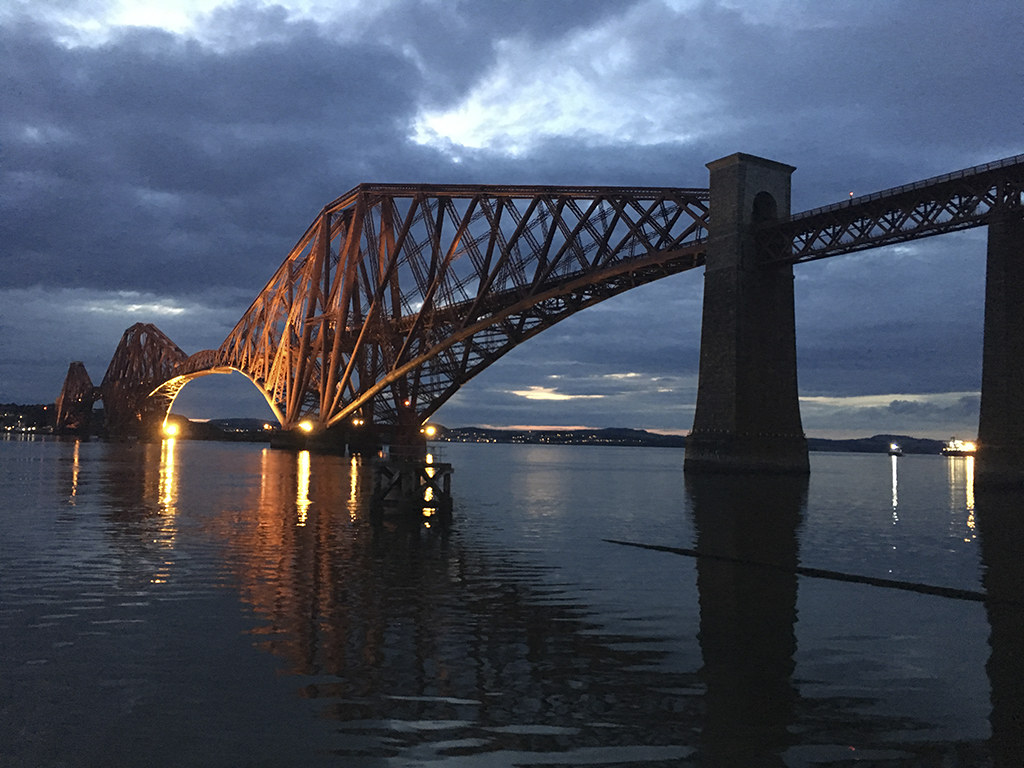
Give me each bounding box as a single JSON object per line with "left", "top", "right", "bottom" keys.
{"left": 438, "top": 426, "right": 947, "bottom": 454}
{"left": 8, "top": 402, "right": 950, "bottom": 453}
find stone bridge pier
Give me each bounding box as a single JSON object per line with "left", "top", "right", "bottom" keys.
{"left": 685, "top": 152, "right": 1024, "bottom": 482}
{"left": 977, "top": 209, "right": 1024, "bottom": 485}
{"left": 684, "top": 153, "right": 809, "bottom": 474}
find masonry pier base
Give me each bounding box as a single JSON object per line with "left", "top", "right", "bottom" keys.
{"left": 684, "top": 433, "right": 811, "bottom": 475}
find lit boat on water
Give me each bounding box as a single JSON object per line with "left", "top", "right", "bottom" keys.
{"left": 888, "top": 442, "right": 904, "bottom": 457}
{"left": 942, "top": 438, "right": 977, "bottom": 457}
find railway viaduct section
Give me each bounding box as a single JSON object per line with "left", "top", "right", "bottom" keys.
{"left": 57, "top": 153, "right": 1024, "bottom": 482}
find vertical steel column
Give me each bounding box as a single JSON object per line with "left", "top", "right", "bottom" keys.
{"left": 977, "top": 209, "right": 1024, "bottom": 485}
{"left": 684, "top": 153, "right": 809, "bottom": 474}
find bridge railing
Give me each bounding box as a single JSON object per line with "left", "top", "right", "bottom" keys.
{"left": 761, "top": 154, "right": 1024, "bottom": 263}
{"left": 787, "top": 153, "right": 1024, "bottom": 224}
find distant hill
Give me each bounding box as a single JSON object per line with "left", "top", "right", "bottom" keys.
{"left": 439, "top": 427, "right": 947, "bottom": 454}
{"left": 11, "top": 397, "right": 952, "bottom": 454}
{"left": 163, "top": 415, "right": 276, "bottom": 442}
{"left": 439, "top": 426, "right": 686, "bottom": 447}
{"left": 207, "top": 418, "right": 279, "bottom": 432}
{"left": 806, "top": 434, "right": 945, "bottom": 455}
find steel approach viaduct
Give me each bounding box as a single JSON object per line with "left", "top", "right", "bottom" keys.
{"left": 56, "top": 153, "right": 1024, "bottom": 482}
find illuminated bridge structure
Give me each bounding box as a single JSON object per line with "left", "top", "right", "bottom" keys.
{"left": 57, "top": 153, "right": 1024, "bottom": 481}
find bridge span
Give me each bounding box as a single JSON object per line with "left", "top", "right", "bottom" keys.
{"left": 57, "top": 153, "right": 1024, "bottom": 481}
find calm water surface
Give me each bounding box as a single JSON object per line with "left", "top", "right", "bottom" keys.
{"left": 1, "top": 437, "right": 1021, "bottom": 767}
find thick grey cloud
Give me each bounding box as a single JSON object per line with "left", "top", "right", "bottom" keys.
{"left": 1, "top": 0, "right": 1021, "bottom": 437}
{"left": 368, "top": 0, "right": 629, "bottom": 106}
{"left": 2, "top": 13, "right": 427, "bottom": 292}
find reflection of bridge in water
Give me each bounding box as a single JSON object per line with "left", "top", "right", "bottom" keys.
{"left": 82, "top": 439, "right": 1015, "bottom": 765}
{"left": 57, "top": 153, "right": 1024, "bottom": 479}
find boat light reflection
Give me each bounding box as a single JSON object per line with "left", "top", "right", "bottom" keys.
{"left": 965, "top": 456, "right": 976, "bottom": 541}
{"left": 890, "top": 454, "right": 899, "bottom": 521}
{"left": 946, "top": 454, "right": 977, "bottom": 543}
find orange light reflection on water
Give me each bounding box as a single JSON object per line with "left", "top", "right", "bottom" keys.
{"left": 69, "top": 439, "right": 80, "bottom": 505}
{"left": 296, "top": 450, "right": 311, "bottom": 526}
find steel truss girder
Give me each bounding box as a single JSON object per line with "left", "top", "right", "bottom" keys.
{"left": 761, "top": 154, "right": 1024, "bottom": 263}
{"left": 98, "top": 323, "right": 189, "bottom": 433}
{"left": 351, "top": 242, "right": 708, "bottom": 426}
{"left": 213, "top": 184, "right": 710, "bottom": 428}
{"left": 55, "top": 361, "right": 96, "bottom": 433}
{"left": 79, "top": 156, "right": 1024, "bottom": 436}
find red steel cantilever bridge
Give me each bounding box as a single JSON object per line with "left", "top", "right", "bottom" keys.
{"left": 57, "top": 185, "right": 711, "bottom": 436}
{"left": 56, "top": 153, "right": 1024, "bottom": 478}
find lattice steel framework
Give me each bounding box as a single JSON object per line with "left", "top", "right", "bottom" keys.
{"left": 211, "top": 184, "right": 710, "bottom": 429}
{"left": 760, "top": 154, "right": 1024, "bottom": 263}
{"left": 55, "top": 361, "right": 96, "bottom": 433}
{"left": 100, "top": 323, "right": 189, "bottom": 434}
{"left": 65, "top": 154, "right": 1024, "bottom": 436}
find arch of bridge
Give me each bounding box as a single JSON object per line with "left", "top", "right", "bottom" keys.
{"left": 146, "top": 360, "right": 286, "bottom": 428}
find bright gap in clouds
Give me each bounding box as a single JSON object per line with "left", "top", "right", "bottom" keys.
{"left": 800, "top": 392, "right": 980, "bottom": 409}
{"left": 24, "top": 0, "right": 393, "bottom": 47}
{"left": 412, "top": 11, "right": 711, "bottom": 156}
{"left": 83, "top": 292, "right": 187, "bottom": 316}
{"left": 510, "top": 386, "right": 604, "bottom": 402}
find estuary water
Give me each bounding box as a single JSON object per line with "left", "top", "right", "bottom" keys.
{"left": 1, "top": 437, "right": 1021, "bottom": 767}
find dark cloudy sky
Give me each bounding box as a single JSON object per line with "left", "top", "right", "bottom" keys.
{"left": 2, "top": 0, "right": 1022, "bottom": 438}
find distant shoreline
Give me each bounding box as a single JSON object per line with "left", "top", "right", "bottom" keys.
{"left": 5, "top": 402, "right": 957, "bottom": 455}
{"left": 438, "top": 426, "right": 949, "bottom": 455}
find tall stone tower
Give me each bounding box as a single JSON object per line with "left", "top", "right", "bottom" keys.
{"left": 684, "top": 153, "right": 809, "bottom": 474}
